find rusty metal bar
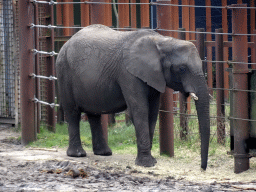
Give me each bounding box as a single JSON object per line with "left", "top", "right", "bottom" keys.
{"left": 81, "top": 0, "right": 90, "bottom": 27}
{"left": 34, "top": 2, "right": 40, "bottom": 133}
{"left": 196, "top": 28, "right": 205, "bottom": 72}
{"left": 63, "top": 0, "right": 73, "bottom": 36}
{"left": 130, "top": 0, "right": 136, "bottom": 29}
{"left": 189, "top": 0, "right": 195, "bottom": 40}
{"left": 118, "top": 0, "right": 124, "bottom": 29}
{"left": 182, "top": 0, "right": 190, "bottom": 40}
{"left": 90, "top": 0, "right": 108, "bottom": 142}
{"left": 206, "top": 0, "right": 212, "bottom": 95}
{"left": 91, "top": 0, "right": 105, "bottom": 25}
{"left": 56, "top": 0, "right": 63, "bottom": 25}
{"left": 19, "top": 0, "right": 36, "bottom": 144}
{"left": 45, "top": 2, "right": 56, "bottom": 131}
{"left": 231, "top": 4, "right": 250, "bottom": 174}
{"left": 141, "top": 0, "right": 149, "bottom": 28}
{"left": 222, "top": 0, "right": 229, "bottom": 100}
{"left": 250, "top": 0, "right": 255, "bottom": 34}
{"left": 157, "top": 0, "right": 174, "bottom": 157}
{"left": 253, "top": 30, "right": 256, "bottom": 70}
{"left": 178, "top": 28, "right": 188, "bottom": 140}
{"left": 105, "top": 0, "right": 112, "bottom": 27}
{"left": 216, "top": 28, "right": 225, "bottom": 145}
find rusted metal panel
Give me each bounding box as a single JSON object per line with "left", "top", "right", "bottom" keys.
{"left": 231, "top": 4, "right": 250, "bottom": 174}
{"left": 19, "top": 0, "right": 36, "bottom": 144}
{"left": 215, "top": 28, "right": 225, "bottom": 145}
{"left": 157, "top": 0, "right": 174, "bottom": 157}
{"left": 141, "top": 0, "right": 149, "bottom": 28}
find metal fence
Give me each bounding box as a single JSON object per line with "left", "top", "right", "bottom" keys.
{"left": 17, "top": 0, "right": 256, "bottom": 173}
{"left": 0, "top": 0, "right": 17, "bottom": 124}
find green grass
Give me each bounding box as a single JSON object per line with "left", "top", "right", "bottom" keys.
{"left": 30, "top": 94, "right": 230, "bottom": 158}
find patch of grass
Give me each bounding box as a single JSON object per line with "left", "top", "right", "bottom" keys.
{"left": 30, "top": 96, "right": 230, "bottom": 160}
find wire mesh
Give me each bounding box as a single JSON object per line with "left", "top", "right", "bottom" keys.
{"left": 0, "top": 0, "right": 16, "bottom": 119}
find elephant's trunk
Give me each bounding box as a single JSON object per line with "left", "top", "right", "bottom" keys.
{"left": 194, "top": 76, "right": 210, "bottom": 170}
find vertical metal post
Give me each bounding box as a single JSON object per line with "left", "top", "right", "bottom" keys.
{"left": 253, "top": 30, "right": 256, "bottom": 70}
{"left": 56, "top": 0, "right": 63, "bottom": 26}
{"left": 105, "top": 0, "right": 112, "bottom": 27}
{"left": 250, "top": 0, "right": 255, "bottom": 34}
{"left": 140, "top": 0, "right": 149, "bottom": 28}
{"left": 118, "top": 0, "right": 129, "bottom": 29}
{"left": 90, "top": 0, "right": 108, "bottom": 142}
{"left": 182, "top": 0, "right": 190, "bottom": 40}
{"left": 231, "top": 4, "right": 250, "bottom": 174}
{"left": 222, "top": 0, "right": 229, "bottom": 100}
{"left": 196, "top": 28, "right": 205, "bottom": 73}
{"left": 63, "top": 0, "right": 73, "bottom": 36}
{"left": 91, "top": 0, "right": 105, "bottom": 25}
{"left": 178, "top": 28, "right": 188, "bottom": 140}
{"left": 215, "top": 28, "right": 225, "bottom": 145}
{"left": 34, "top": 2, "right": 40, "bottom": 132}
{"left": 45, "top": 2, "right": 55, "bottom": 131}
{"left": 130, "top": 0, "right": 136, "bottom": 29}
{"left": 81, "top": 0, "right": 90, "bottom": 27}
{"left": 206, "top": 0, "right": 212, "bottom": 94}
{"left": 19, "top": 0, "right": 36, "bottom": 144}
{"left": 157, "top": 0, "right": 174, "bottom": 157}
{"left": 189, "top": 0, "right": 195, "bottom": 40}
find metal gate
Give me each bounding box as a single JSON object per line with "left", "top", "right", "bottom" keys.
{"left": 0, "top": 0, "right": 17, "bottom": 124}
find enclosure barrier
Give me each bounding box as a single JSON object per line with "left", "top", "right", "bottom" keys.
{"left": 18, "top": 0, "right": 256, "bottom": 173}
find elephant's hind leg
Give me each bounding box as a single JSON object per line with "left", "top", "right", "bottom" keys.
{"left": 66, "top": 110, "right": 87, "bottom": 157}
{"left": 87, "top": 114, "right": 112, "bottom": 156}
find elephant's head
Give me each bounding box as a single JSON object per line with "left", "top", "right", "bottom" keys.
{"left": 125, "top": 35, "right": 210, "bottom": 170}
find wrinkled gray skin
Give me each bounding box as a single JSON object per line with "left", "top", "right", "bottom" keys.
{"left": 56, "top": 24, "right": 210, "bottom": 170}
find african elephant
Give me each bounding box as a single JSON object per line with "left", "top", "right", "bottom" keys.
{"left": 56, "top": 24, "right": 210, "bottom": 170}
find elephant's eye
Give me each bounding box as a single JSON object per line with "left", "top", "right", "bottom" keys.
{"left": 179, "top": 66, "right": 186, "bottom": 73}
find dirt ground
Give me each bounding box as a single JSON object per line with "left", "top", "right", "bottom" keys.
{"left": 1, "top": 126, "right": 256, "bottom": 191}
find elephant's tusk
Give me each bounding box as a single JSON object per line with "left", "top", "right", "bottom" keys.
{"left": 190, "top": 93, "right": 198, "bottom": 101}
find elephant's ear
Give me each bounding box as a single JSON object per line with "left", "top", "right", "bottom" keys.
{"left": 125, "top": 37, "right": 166, "bottom": 93}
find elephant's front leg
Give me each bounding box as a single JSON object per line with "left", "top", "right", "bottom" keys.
{"left": 131, "top": 109, "right": 157, "bottom": 167}
{"left": 66, "top": 110, "right": 87, "bottom": 157}
{"left": 87, "top": 114, "right": 112, "bottom": 156}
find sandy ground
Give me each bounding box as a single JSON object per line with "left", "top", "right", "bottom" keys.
{"left": 1, "top": 126, "right": 256, "bottom": 191}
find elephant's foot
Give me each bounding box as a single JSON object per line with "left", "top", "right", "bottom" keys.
{"left": 135, "top": 154, "right": 157, "bottom": 167}
{"left": 93, "top": 146, "right": 112, "bottom": 156}
{"left": 67, "top": 145, "right": 87, "bottom": 157}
